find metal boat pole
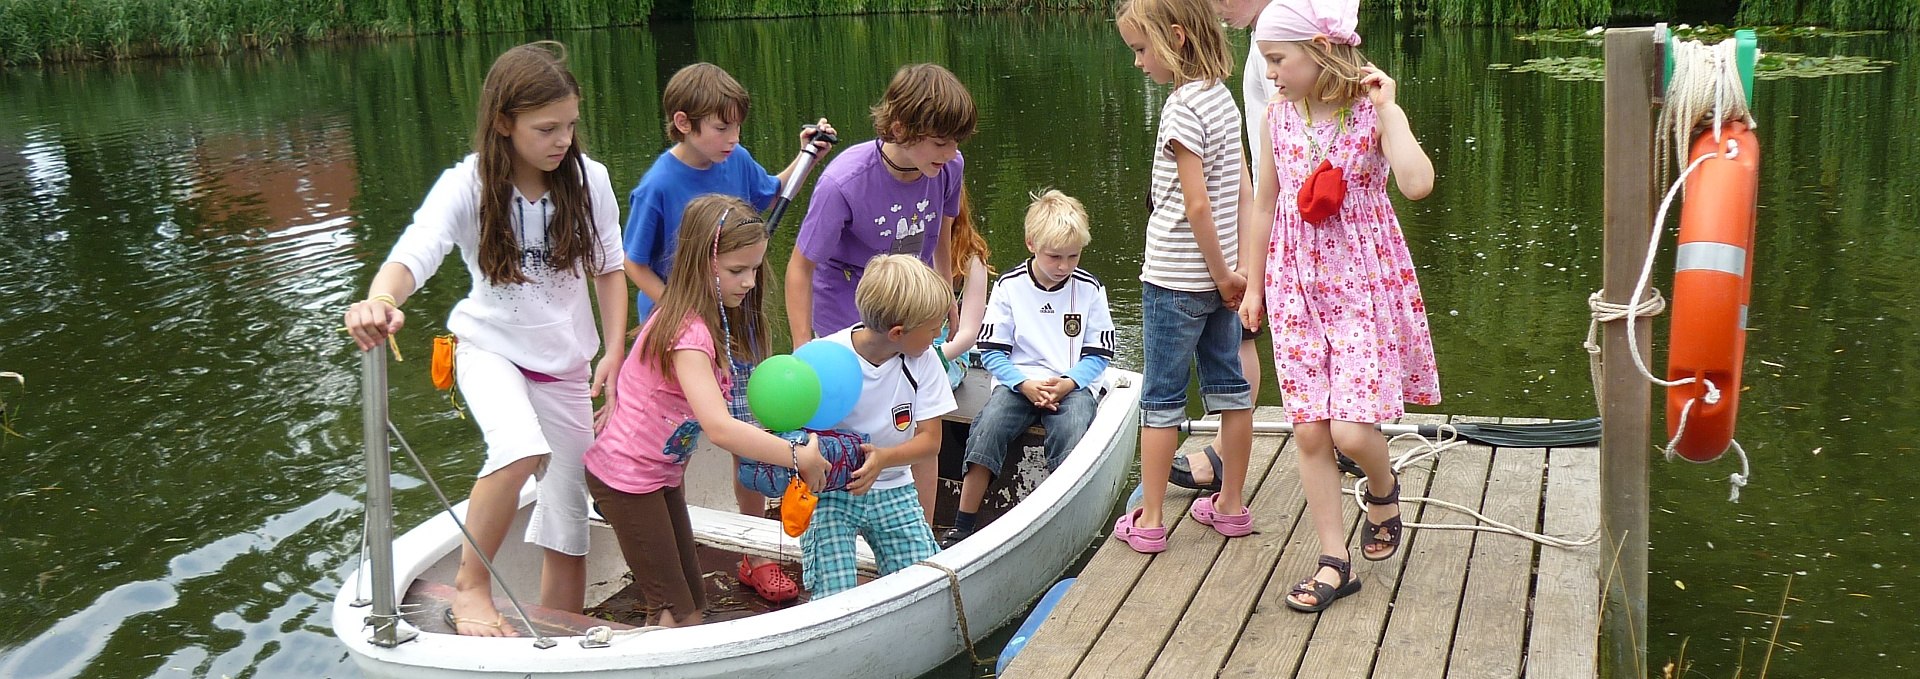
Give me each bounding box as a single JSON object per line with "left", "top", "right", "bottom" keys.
{"left": 362, "top": 345, "right": 417, "bottom": 648}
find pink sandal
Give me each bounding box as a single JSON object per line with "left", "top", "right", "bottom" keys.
{"left": 1111, "top": 508, "right": 1167, "bottom": 553}
{"left": 1189, "top": 493, "right": 1253, "bottom": 537}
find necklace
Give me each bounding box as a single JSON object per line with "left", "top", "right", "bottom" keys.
{"left": 1298, "top": 103, "right": 1350, "bottom": 164}
{"left": 877, "top": 140, "right": 919, "bottom": 175}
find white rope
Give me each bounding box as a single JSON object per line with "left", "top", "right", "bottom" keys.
{"left": 1583, "top": 287, "right": 1667, "bottom": 413}
{"left": 1580, "top": 33, "right": 1757, "bottom": 502}
{"left": 580, "top": 623, "right": 669, "bottom": 647}
{"left": 1341, "top": 428, "right": 1600, "bottom": 549}
{"left": 1660, "top": 37, "right": 1756, "bottom": 178}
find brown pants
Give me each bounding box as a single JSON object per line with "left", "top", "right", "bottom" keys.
{"left": 586, "top": 472, "right": 706, "bottom": 619}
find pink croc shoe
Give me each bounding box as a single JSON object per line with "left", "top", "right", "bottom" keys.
{"left": 1112, "top": 508, "right": 1168, "bottom": 554}
{"left": 1189, "top": 493, "right": 1254, "bottom": 538}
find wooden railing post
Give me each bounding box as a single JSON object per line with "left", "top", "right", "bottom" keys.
{"left": 1601, "top": 26, "right": 1658, "bottom": 679}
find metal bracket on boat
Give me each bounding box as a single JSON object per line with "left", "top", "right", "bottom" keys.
{"left": 579, "top": 626, "right": 614, "bottom": 649}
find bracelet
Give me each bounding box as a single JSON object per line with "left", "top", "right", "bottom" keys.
{"left": 369, "top": 294, "right": 399, "bottom": 309}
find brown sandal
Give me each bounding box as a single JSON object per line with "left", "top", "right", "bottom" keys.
{"left": 1361, "top": 472, "right": 1404, "bottom": 561}
{"left": 1285, "top": 554, "right": 1362, "bottom": 612}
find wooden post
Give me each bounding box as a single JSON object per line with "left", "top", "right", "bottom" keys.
{"left": 1601, "top": 27, "right": 1658, "bottom": 679}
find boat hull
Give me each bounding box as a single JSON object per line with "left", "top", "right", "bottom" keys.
{"left": 331, "top": 370, "right": 1139, "bottom": 678}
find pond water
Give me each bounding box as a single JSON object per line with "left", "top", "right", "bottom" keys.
{"left": 1, "top": 12, "right": 1914, "bottom": 678}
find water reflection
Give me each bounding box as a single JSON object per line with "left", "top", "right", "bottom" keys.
{"left": 0, "top": 14, "right": 1915, "bottom": 678}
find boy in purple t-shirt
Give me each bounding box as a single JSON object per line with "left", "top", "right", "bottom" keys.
{"left": 786, "top": 63, "right": 978, "bottom": 344}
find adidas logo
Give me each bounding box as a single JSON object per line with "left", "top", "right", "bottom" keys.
{"left": 1040, "top": 303, "right": 1055, "bottom": 313}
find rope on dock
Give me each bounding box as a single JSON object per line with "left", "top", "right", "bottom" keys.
{"left": 1349, "top": 429, "right": 1600, "bottom": 548}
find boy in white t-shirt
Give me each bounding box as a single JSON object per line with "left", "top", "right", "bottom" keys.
{"left": 804, "top": 255, "right": 957, "bottom": 598}
{"left": 941, "top": 190, "right": 1114, "bottom": 548}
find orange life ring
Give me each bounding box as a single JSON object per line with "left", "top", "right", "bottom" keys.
{"left": 1666, "top": 121, "right": 1760, "bottom": 463}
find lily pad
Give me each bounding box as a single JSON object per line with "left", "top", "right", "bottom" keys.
{"left": 1508, "top": 55, "right": 1606, "bottom": 81}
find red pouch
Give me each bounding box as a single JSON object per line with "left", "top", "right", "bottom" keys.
{"left": 1297, "top": 159, "right": 1347, "bottom": 224}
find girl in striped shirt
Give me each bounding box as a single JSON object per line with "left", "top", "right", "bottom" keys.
{"left": 1111, "top": 0, "right": 1259, "bottom": 554}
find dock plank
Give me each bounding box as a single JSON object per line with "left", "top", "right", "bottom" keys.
{"left": 1216, "top": 413, "right": 1448, "bottom": 679}
{"left": 1006, "top": 412, "right": 1602, "bottom": 679}
{"left": 1143, "top": 431, "right": 1303, "bottom": 678}
{"left": 1446, "top": 421, "right": 1548, "bottom": 679}
{"left": 1368, "top": 416, "right": 1499, "bottom": 679}
{"left": 1293, "top": 415, "right": 1449, "bottom": 679}
{"left": 1002, "top": 407, "right": 1285, "bottom": 679}
{"left": 1524, "top": 444, "right": 1602, "bottom": 679}
{"left": 1071, "top": 419, "right": 1289, "bottom": 679}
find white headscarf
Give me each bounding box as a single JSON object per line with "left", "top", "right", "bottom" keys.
{"left": 1252, "top": 0, "right": 1361, "bottom": 46}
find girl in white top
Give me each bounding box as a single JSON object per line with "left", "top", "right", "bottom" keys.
{"left": 342, "top": 41, "right": 626, "bottom": 636}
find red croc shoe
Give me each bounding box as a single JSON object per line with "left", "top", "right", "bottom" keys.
{"left": 738, "top": 557, "right": 800, "bottom": 603}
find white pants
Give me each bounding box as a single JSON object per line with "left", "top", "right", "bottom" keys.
{"left": 455, "top": 342, "right": 593, "bottom": 556}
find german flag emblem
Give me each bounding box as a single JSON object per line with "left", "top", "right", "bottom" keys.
{"left": 892, "top": 403, "right": 912, "bottom": 431}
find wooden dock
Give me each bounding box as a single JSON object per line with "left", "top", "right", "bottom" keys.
{"left": 1000, "top": 410, "right": 1602, "bottom": 679}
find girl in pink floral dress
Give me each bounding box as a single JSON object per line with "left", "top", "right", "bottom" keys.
{"left": 1237, "top": 0, "right": 1440, "bottom": 613}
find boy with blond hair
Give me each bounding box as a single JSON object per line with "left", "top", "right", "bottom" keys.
{"left": 805, "top": 255, "right": 958, "bottom": 598}
{"left": 625, "top": 62, "right": 835, "bottom": 603}
{"left": 940, "top": 190, "right": 1115, "bottom": 547}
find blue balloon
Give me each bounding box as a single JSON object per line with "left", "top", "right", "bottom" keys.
{"left": 793, "top": 339, "right": 864, "bottom": 430}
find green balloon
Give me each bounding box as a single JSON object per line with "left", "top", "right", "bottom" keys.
{"left": 747, "top": 355, "right": 822, "bottom": 432}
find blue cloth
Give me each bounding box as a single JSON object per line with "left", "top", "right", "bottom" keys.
{"left": 800, "top": 485, "right": 938, "bottom": 599}
{"left": 981, "top": 348, "right": 1107, "bottom": 393}
{"left": 1064, "top": 355, "right": 1110, "bottom": 393}
{"left": 624, "top": 147, "right": 781, "bottom": 321}
{"left": 736, "top": 429, "right": 870, "bottom": 496}
{"left": 963, "top": 385, "right": 1098, "bottom": 478}
{"left": 980, "top": 348, "right": 1027, "bottom": 388}
{"left": 1139, "top": 281, "right": 1251, "bottom": 428}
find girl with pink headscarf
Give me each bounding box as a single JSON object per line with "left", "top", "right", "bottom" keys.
{"left": 1238, "top": 0, "right": 1443, "bottom": 613}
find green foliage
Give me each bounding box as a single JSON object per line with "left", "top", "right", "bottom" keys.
{"left": 1737, "top": 0, "right": 1920, "bottom": 30}
{"left": 1371, "top": 0, "right": 1920, "bottom": 28}
{"left": 0, "top": 0, "right": 657, "bottom": 66}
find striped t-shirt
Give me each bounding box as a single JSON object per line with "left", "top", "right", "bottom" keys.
{"left": 1142, "top": 79, "right": 1244, "bottom": 292}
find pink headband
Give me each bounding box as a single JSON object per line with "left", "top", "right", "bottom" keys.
{"left": 1252, "top": 0, "right": 1361, "bottom": 46}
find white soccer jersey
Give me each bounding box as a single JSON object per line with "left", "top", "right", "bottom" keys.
{"left": 976, "top": 261, "right": 1117, "bottom": 389}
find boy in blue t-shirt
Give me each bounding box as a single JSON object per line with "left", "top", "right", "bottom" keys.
{"left": 624, "top": 62, "right": 835, "bottom": 604}
{"left": 624, "top": 62, "right": 835, "bottom": 321}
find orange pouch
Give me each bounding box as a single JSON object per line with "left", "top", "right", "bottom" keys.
{"left": 431, "top": 335, "right": 457, "bottom": 390}
{"left": 780, "top": 477, "right": 817, "bottom": 537}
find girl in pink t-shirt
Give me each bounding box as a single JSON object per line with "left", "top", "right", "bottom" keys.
{"left": 584, "top": 194, "right": 829, "bottom": 627}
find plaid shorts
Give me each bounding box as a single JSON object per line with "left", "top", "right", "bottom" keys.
{"left": 800, "top": 484, "right": 938, "bottom": 599}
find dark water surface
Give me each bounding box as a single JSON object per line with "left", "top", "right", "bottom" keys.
{"left": 1, "top": 13, "right": 1914, "bottom": 678}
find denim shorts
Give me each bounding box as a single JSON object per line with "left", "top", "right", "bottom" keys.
{"left": 1140, "top": 281, "right": 1252, "bottom": 428}
{"left": 963, "top": 385, "right": 1098, "bottom": 478}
